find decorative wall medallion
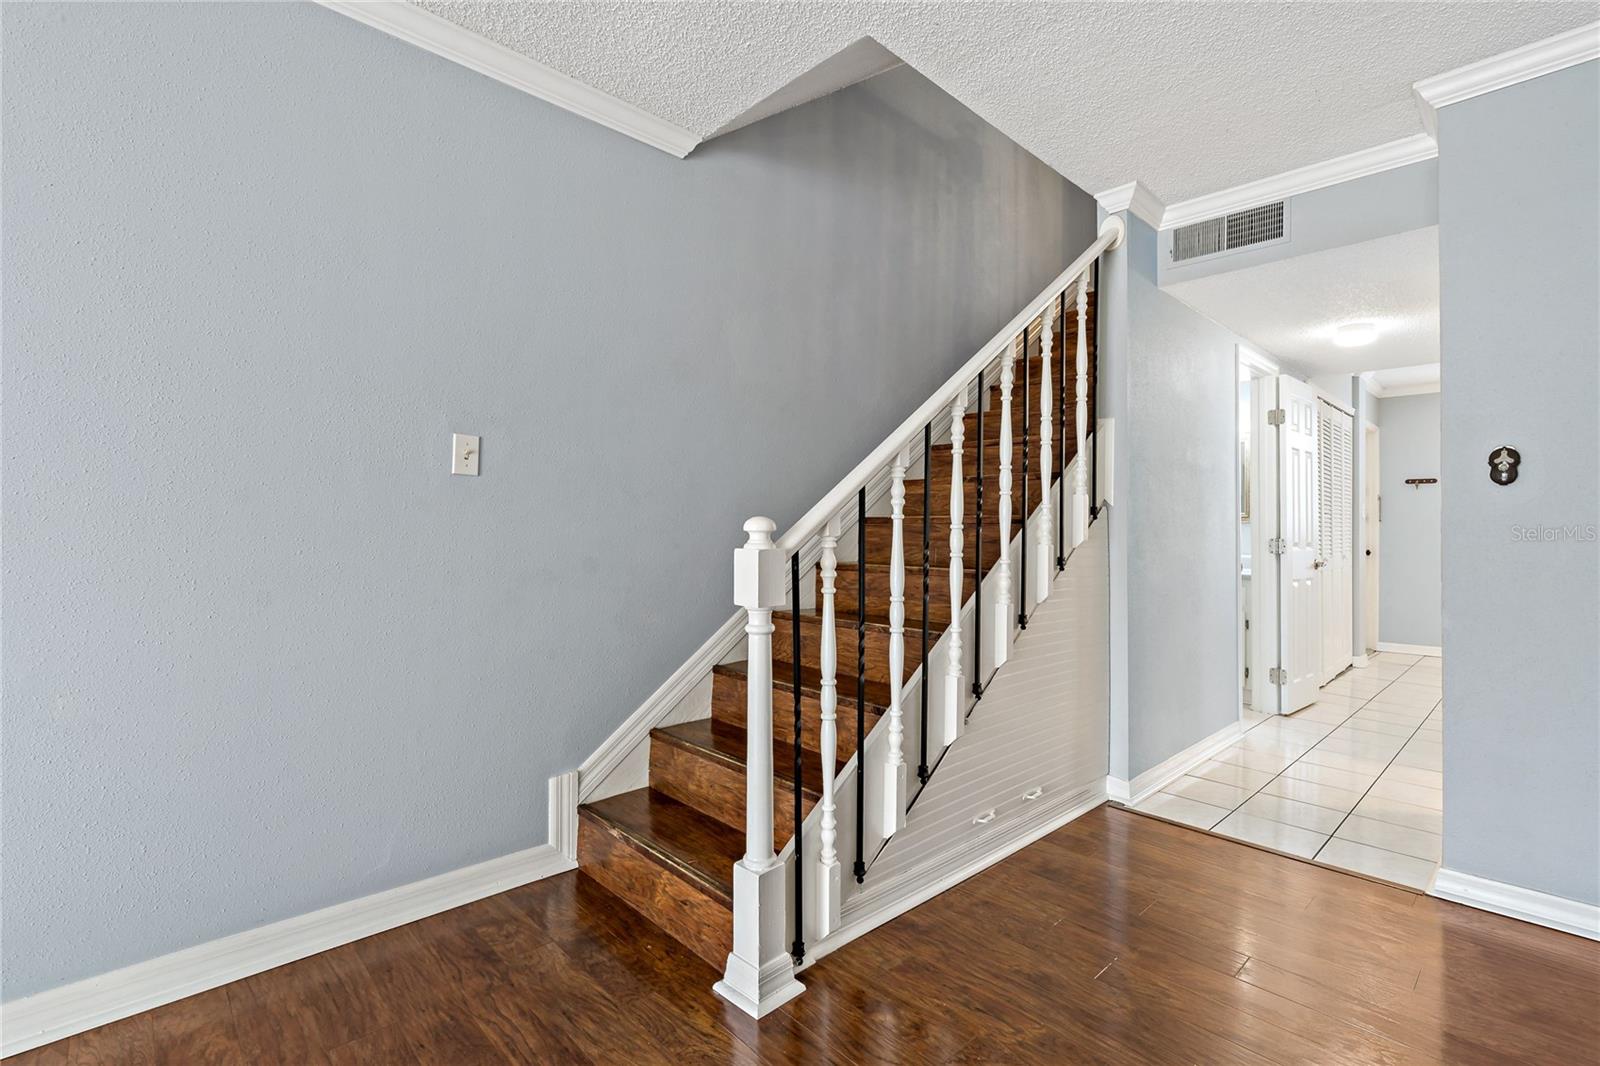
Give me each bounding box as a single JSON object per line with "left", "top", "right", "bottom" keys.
{"left": 1489, "top": 446, "right": 1521, "bottom": 485}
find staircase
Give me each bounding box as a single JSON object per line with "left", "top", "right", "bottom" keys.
{"left": 577, "top": 219, "right": 1120, "bottom": 1014}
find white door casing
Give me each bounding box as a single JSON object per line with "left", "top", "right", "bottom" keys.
{"left": 1275, "top": 376, "right": 1320, "bottom": 713}
{"left": 1364, "top": 426, "right": 1381, "bottom": 653}
{"left": 1318, "top": 400, "right": 1355, "bottom": 684}
{"left": 1242, "top": 347, "right": 1280, "bottom": 715}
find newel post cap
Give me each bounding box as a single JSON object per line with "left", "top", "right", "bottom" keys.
{"left": 734, "top": 517, "right": 785, "bottom": 610}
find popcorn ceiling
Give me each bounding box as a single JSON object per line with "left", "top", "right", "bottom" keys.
{"left": 414, "top": 2, "right": 1595, "bottom": 202}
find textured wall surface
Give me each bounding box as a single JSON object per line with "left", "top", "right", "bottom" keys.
{"left": 1377, "top": 393, "right": 1442, "bottom": 647}
{"left": 1438, "top": 60, "right": 1599, "bottom": 906}
{"left": 0, "top": 2, "right": 1094, "bottom": 997}
{"left": 414, "top": 1, "right": 1594, "bottom": 201}
{"left": 1104, "top": 215, "right": 1247, "bottom": 780}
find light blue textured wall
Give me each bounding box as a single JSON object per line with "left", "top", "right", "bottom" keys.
{"left": 1377, "top": 393, "right": 1441, "bottom": 647}
{"left": 0, "top": 2, "right": 1095, "bottom": 997}
{"left": 1438, "top": 61, "right": 1599, "bottom": 906}
{"left": 1105, "top": 214, "right": 1249, "bottom": 779}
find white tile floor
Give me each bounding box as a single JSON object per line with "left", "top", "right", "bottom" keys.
{"left": 1132, "top": 652, "right": 1444, "bottom": 889}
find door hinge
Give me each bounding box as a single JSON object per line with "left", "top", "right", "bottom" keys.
{"left": 1269, "top": 667, "right": 1287, "bottom": 685}
{"left": 1268, "top": 537, "right": 1285, "bottom": 555}
{"left": 1267, "top": 408, "right": 1286, "bottom": 426}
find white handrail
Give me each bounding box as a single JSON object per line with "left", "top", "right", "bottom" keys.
{"left": 775, "top": 215, "right": 1125, "bottom": 556}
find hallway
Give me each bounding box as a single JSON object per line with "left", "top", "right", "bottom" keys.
{"left": 1135, "top": 653, "right": 1443, "bottom": 888}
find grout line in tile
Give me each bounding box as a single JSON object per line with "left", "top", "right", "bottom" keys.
{"left": 1311, "top": 699, "right": 1439, "bottom": 864}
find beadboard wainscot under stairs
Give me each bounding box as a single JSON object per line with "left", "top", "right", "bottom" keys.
{"left": 569, "top": 217, "right": 1124, "bottom": 1018}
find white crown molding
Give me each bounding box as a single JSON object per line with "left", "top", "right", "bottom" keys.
{"left": 1432, "top": 867, "right": 1600, "bottom": 941}
{"left": 1161, "top": 134, "right": 1438, "bottom": 230}
{"left": 0, "top": 771, "right": 579, "bottom": 1057}
{"left": 1094, "top": 180, "right": 1165, "bottom": 229}
{"left": 316, "top": 1, "right": 700, "bottom": 158}
{"left": 1413, "top": 21, "right": 1600, "bottom": 136}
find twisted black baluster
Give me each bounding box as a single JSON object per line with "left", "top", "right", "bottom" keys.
{"left": 1019, "top": 328, "right": 1030, "bottom": 629}
{"left": 918, "top": 422, "right": 931, "bottom": 785}
{"left": 972, "top": 370, "right": 984, "bottom": 699}
{"left": 853, "top": 488, "right": 866, "bottom": 884}
{"left": 1057, "top": 290, "right": 1067, "bottom": 572}
{"left": 1090, "top": 259, "right": 1100, "bottom": 521}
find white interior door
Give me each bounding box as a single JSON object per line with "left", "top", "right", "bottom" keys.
{"left": 1318, "top": 401, "right": 1355, "bottom": 683}
{"left": 1364, "top": 427, "right": 1381, "bottom": 653}
{"left": 1276, "top": 376, "right": 1320, "bottom": 713}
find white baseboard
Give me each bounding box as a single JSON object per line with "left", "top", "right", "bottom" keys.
{"left": 1106, "top": 719, "right": 1245, "bottom": 807}
{"left": 1431, "top": 868, "right": 1600, "bottom": 941}
{"left": 803, "top": 785, "right": 1106, "bottom": 968}
{"left": 0, "top": 771, "right": 580, "bottom": 1058}
{"left": 1376, "top": 641, "right": 1442, "bottom": 657}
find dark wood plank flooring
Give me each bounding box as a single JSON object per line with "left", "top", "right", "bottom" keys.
{"left": 9, "top": 806, "right": 1597, "bottom": 1064}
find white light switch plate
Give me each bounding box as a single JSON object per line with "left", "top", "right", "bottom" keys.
{"left": 452, "top": 433, "right": 480, "bottom": 476}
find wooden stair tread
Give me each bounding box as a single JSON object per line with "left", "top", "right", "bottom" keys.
{"left": 653, "top": 719, "right": 830, "bottom": 793}
{"left": 714, "top": 659, "right": 892, "bottom": 712}
{"left": 580, "top": 788, "right": 740, "bottom": 905}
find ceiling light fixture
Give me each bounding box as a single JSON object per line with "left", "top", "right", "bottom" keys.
{"left": 1332, "top": 320, "right": 1379, "bottom": 348}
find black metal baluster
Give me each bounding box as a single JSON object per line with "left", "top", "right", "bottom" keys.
{"left": 1019, "top": 328, "right": 1030, "bottom": 629}
{"left": 853, "top": 488, "right": 867, "bottom": 884}
{"left": 790, "top": 553, "right": 804, "bottom": 963}
{"left": 1090, "top": 260, "right": 1100, "bottom": 521}
{"left": 1057, "top": 290, "right": 1067, "bottom": 572}
{"left": 972, "top": 371, "right": 984, "bottom": 699}
{"left": 918, "top": 422, "right": 931, "bottom": 785}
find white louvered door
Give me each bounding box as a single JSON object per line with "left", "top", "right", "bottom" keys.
{"left": 1317, "top": 400, "right": 1354, "bottom": 684}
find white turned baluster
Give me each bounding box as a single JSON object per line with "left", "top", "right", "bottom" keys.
{"left": 944, "top": 392, "right": 966, "bottom": 742}
{"left": 1072, "top": 272, "right": 1091, "bottom": 548}
{"left": 815, "top": 519, "right": 842, "bottom": 936}
{"left": 717, "top": 518, "right": 804, "bottom": 1018}
{"left": 994, "top": 342, "right": 1016, "bottom": 669}
{"left": 881, "top": 448, "right": 909, "bottom": 836}
{"left": 1035, "top": 307, "right": 1054, "bottom": 605}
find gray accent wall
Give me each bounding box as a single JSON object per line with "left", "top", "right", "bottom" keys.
{"left": 0, "top": 2, "right": 1095, "bottom": 997}
{"left": 1438, "top": 60, "right": 1599, "bottom": 906}
{"left": 1104, "top": 214, "right": 1245, "bottom": 780}
{"left": 1376, "top": 393, "right": 1441, "bottom": 648}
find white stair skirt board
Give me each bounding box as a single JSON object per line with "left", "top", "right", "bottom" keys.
{"left": 1106, "top": 719, "right": 1246, "bottom": 807}
{"left": 1375, "top": 641, "right": 1443, "bottom": 657}
{"left": 800, "top": 519, "right": 1111, "bottom": 967}
{"left": 0, "top": 771, "right": 581, "bottom": 1058}
{"left": 1432, "top": 868, "right": 1600, "bottom": 941}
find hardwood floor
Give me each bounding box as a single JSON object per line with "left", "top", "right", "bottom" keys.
{"left": 10, "top": 806, "right": 1597, "bottom": 1064}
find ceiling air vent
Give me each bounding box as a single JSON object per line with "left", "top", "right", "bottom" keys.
{"left": 1172, "top": 201, "right": 1285, "bottom": 262}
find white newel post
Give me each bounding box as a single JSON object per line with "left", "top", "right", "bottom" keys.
{"left": 716, "top": 517, "right": 805, "bottom": 1018}
{"left": 1072, "top": 272, "right": 1090, "bottom": 549}
{"left": 994, "top": 343, "right": 1015, "bottom": 668}
{"left": 815, "top": 519, "right": 842, "bottom": 937}
{"left": 881, "top": 448, "right": 909, "bottom": 836}
{"left": 944, "top": 393, "right": 967, "bottom": 742}
{"left": 1036, "top": 308, "right": 1054, "bottom": 605}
